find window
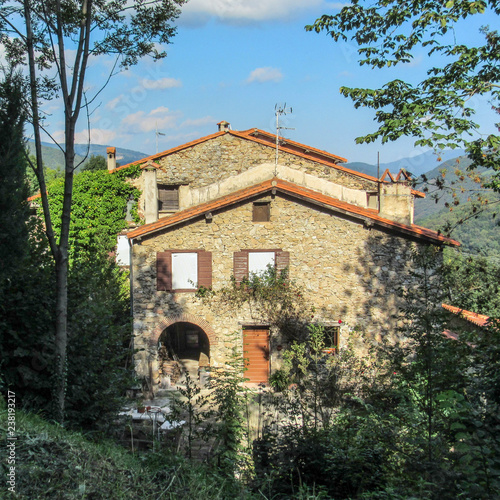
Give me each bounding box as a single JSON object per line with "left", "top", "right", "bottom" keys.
{"left": 323, "top": 326, "right": 339, "bottom": 349}
{"left": 158, "top": 185, "right": 179, "bottom": 211}
{"left": 172, "top": 252, "right": 197, "bottom": 289}
{"left": 157, "top": 250, "right": 212, "bottom": 291}
{"left": 248, "top": 251, "right": 275, "bottom": 276}
{"left": 233, "top": 249, "right": 289, "bottom": 284}
{"left": 253, "top": 201, "right": 270, "bottom": 222}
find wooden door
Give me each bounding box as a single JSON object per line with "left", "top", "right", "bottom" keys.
{"left": 243, "top": 327, "right": 269, "bottom": 384}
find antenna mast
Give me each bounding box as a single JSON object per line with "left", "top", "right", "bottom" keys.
{"left": 156, "top": 121, "right": 165, "bottom": 154}
{"left": 275, "top": 103, "right": 294, "bottom": 175}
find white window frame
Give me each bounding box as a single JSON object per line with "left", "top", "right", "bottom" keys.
{"left": 248, "top": 251, "right": 275, "bottom": 277}
{"left": 171, "top": 252, "right": 198, "bottom": 290}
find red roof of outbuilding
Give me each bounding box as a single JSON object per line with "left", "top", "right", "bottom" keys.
{"left": 442, "top": 303, "right": 490, "bottom": 328}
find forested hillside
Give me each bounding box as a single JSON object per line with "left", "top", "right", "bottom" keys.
{"left": 348, "top": 154, "right": 500, "bottom": 260}
{"left": 26, "top": 140, "right": 147, "bottom": 171}
{"left": 413, "top": 156, "right": 500, "bottom": 259}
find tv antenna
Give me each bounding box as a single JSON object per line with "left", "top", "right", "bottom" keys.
{"left": 155, "top": 121, "right": 165, "bottom": 154}
{"left": 275, "top": 103, "right": 294, "bottom": 174}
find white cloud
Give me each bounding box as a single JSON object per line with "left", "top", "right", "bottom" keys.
{"left": 50, "top": 128, "right": 117, "bottom": 145}
{"left": 325, "top": 1, "right": 351, "bottom": 8}
{"left": 141, "top": 77, "right": 182, "bottom": 90}
{"left": 179, "top": 0, "right": 327, "bottom": 25}
{"left": 180, "top": 116, "right": 215, "bottom": 128}
{"left": 246, "top": 67, "right": 283, "bottom": 84}
{"left": 121, "top": 107, "right": 182, "bottom": 133}
{"left": 106, "top": 95, "right": 123, "bottom": 110}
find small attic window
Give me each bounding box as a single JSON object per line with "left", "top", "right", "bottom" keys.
{"left": 253, "top": 201, "right": 270, "bottom": 222}
{"left": 158, "top": 185, "right": 179, "bottom": 211}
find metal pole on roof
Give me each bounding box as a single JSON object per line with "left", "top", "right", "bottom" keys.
{"left": 156, "top": 121, "right": 165, "bottom": 154}
{"left": 274, "top": 103, "right": 294, "bottom": 176}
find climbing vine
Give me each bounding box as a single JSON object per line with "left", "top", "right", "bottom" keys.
{"left": 197, "top": 265, "right": 315, "bottom": 343}
{"left": 40, "top": 166, "right": 142, "bottom": 262}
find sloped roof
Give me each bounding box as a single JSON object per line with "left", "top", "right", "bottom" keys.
{"left": 442, "top": 303, "right": 490, "bottom": 328}
{"left": 126, "top": 177, "right": 459, "bottom": 246}
{"left": 111, "top": 127, "right": 424, "bottom": 197}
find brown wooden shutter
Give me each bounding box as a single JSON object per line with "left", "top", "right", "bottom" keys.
{"left": 157, "top": 251, "right": 172, "bottom": 291}
{"left": 198, "top": 251, "right": 212, "bottom": 288}
{"left": 253, "top": 202, "right": 270, "bottom": 222}
{"left": 276, "top": 250, "right": 290, "bottom": 275}
{"left": 233, "top": 251, "right": 249, "bottom": 284}
{"left": 158, "top": 185, "right": 179, "bottom": 211}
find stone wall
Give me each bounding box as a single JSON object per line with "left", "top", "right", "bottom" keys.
{"left": 126, "top": 133, "right": 417, "bottom": 226}
{"left": 155, "top": 134, "right": 376, "bottom": 191}
{"left": 131, "top": 192, "right": 431, "bottom": 383}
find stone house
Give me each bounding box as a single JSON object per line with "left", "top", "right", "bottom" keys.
{"left": 109, "top": 121, "right": 459, "bottom": 389}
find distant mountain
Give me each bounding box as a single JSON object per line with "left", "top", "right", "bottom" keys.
{"left": 73, "top": 144, "right": 148, "bottom": 166}
{"left": 26, "top": 140, "right": 148, "bottom": 170}
{"left": 346, "top": 149, "right": 466, "bottom": 179}
{"left": 347, "top": 151, "right": 499, "bottom": 259}
{"left": 413, "top": 155, "right": 500, "bottom": 259}
{"left": 26, "top": 140, "right": 85, "bottom": 171}
{"left": 343, "top": 161, "right": 378, "bottom": 177}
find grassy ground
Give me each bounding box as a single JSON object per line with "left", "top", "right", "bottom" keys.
{"left": 0, "top": 396, "right": 253, "bottom": 499}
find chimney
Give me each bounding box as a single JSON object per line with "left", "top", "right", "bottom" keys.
{"left": 378, "top": 169, "right": 415, "bottom": 225}
{"left": 217, "top": 120, "right": 230, "bottom": 132}
{"left": 107, "top": 147, "right": 116, "bottom": 171}
{"left": 143, "top": 161, "right": 158, "bottom": 224}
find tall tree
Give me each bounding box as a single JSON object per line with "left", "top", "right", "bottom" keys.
{"left": 307, "top": 1, "right": 500, "bottom": 191}
{"left": 0, "top": 0, "right": 184, "bottom": 422}
{"left": 0, "top": 69, "right": 30, "bottom": 281}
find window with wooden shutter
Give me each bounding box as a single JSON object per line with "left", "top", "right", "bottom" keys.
{"left": 158, "top": 185, "right": 179, "bottom": 211}
{"left": 198, "top": 251, "right": 212, "bottom": 289}
{"left": 157, "top": 250, "right": 211, "bottom": 291}
{"left": 157, "top": 251, "right": 172, "bottom": 291}
{"left": 324, "top": 326, "right": 339, "bottom": 349}
{"left": 233, "top": 251, "right": 249, "bottom": 285}
{"left": 275, "top": 250, "right": 290, "bottom": 275}
{"left": 233, "top": 250, "right": 290, "bottom": 284}
{"left": 253, "top": 202, "right": 270, "bottom": 222}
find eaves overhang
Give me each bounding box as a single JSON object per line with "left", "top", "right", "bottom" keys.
{"left": 126, "top": 178, "right": 459, "bottom": 247}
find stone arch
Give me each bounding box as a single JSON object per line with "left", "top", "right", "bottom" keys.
{"left": 150, "top": 313, "right": 217, "bottom": 347}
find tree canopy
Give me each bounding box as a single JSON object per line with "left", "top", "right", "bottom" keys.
{"left": 0, "top": 0, "right": 184, "bottom": 422}
{"left": 307, "top": 0, "right": 500, "bottom": 191}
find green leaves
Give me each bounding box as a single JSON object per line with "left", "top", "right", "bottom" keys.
{"left": 40, "top": 168, "right": 140, "bottom": 263}
{"left": 309, "top": 0, "right": 500, "bottom": 191}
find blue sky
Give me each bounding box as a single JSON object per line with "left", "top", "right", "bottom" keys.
{"left": 43, "top": 0, "right": 498, "bottom": 165}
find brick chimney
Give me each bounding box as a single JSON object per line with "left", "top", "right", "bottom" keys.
{"left": 217, "top": 120, "right": 230, "bottom": 132}
{"left": 107, "top": 147, "right": 116, "bottom": 171}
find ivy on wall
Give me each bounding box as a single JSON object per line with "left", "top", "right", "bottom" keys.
{"left": 40, "top": 165, "right": 142, "bottom": 261}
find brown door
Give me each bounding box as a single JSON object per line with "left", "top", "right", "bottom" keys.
{"left": 243, "top": 327, "right": 269, "bottom": 384}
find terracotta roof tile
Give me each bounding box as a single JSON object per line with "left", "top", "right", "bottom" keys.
{"left": 127, "top": 177, "right": 459, "bottom": 246}
{"left": 28, "top": 193, "right": 42, "bottom": 201}
{"left": 442, "top": 303, "right": 490, "bottom": 328}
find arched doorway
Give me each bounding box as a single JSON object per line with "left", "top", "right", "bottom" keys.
{"left": 158, "top": 322, "right": 210, "bottom": 386}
